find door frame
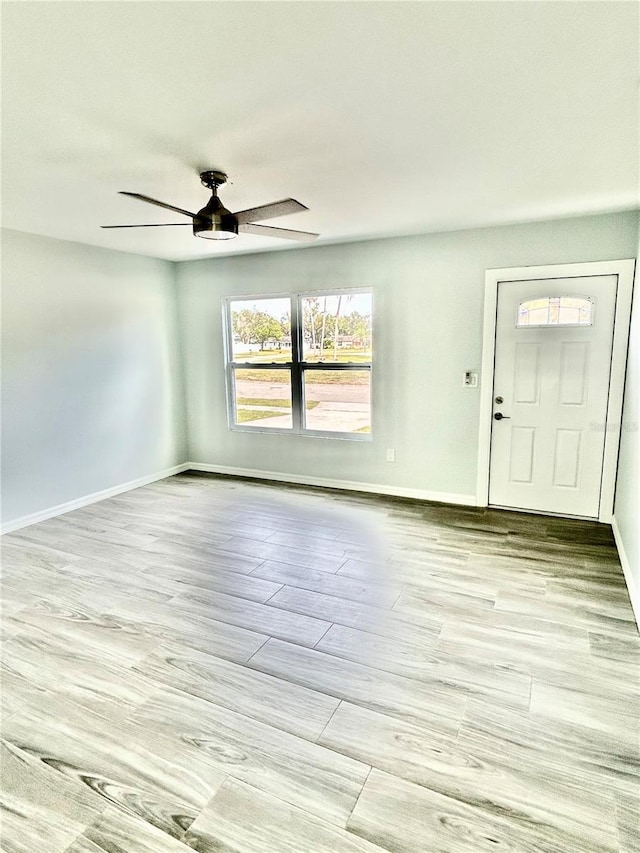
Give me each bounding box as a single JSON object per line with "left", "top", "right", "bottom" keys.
{"left": 476, "top": 259, "right": 636, "bottom": 522}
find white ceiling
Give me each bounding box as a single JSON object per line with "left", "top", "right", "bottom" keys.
{"left": 2, "top": 1, "right": 638, "bottom": 262}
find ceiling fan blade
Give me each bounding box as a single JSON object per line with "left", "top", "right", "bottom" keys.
{"left": 234, "top": 198, "right": 308, "bottom": 224}
{"left": 101, "top": 223, "right": 191, "bottom": 229}
{"left": 119, "top": 192, "right": 197, "bottom": 218}
{"left": 239, "top": 223, "right": 318, "bottom": 241}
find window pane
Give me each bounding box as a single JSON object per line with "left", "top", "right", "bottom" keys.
{"left": 303, "top": 370, "right": 371, "bottom": 433}
{"left": 230, "top": 298, "right": 292, "bottom": 362}
{"left": 517, "top": 296, "right": 592, "bottom": 327}
{"left": 301, "top": 293, "right": 372, "bottom": 363}
{"left": 233, "top": 368, "right": 292, "bottom": 429}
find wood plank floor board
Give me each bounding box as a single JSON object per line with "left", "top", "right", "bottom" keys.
{"left": 2, "top": 695, "right": 228, "bottom": 840}
{"left": 247, "top": 637, "right": 467, "bottom": 735}
{"left": 118, "top": 513, "right": 277, "bottom": 544}
{"left": 262, "top": 529, "right": 378, "bottom": 563}
{"left": 530, "top": 681, "right": 640, "bottom": 748}
{"left": 494, "top": 589, "right": 639, "bottom": 637}
{"left": 547, "top": 573, "right": 634, "bottom": 600}
{"left": 392, "top": 589, "right": 497, "bottom": 624}
{"left": 19, "top": 575, "right": 176, "bottom": 625}
{"left": 135, "top": 535, "right": 242, "bottom": 567}
{"left": 249, "top": 559, "right": 401, "bottom": 608}
{"left": 43, "top": 557, "right": 194, "bottom": 603}
{"left": 173, "top": 518, "right": 279, "bottom": 543}
{"left": 337, "top": 554, "right": 471, "bottom": 591}
{"left": 467, "top": 551, "right": 625, "bottom": 583}
{"left": 131, "top": 686, "right": 370, "bottom": 825}
{"left": 347, "top": 767, "right": 618, "bottom": 853}
{"left": 320, "top": 701, "right": 618, "bottom": 851}
{"left": 3, "top": 527, "right": 150, "bottom": 567}
{"left": 614, "top": 792, "right": 640, "bottom": 853}
{"left": 265, "top": 585, "right": 441, "bottom": 644}
{"left": 394, "top": 586, "right": 496, "bottom": 613}
{"left": 182, "top": 777, "right": 387, "bottom": 853}
{"left": 460, "top": 698, "right": 640, "bottom": 795}
{"left": 172, "top": 587, "right": 332, "bottom": 647}
{"left": 214, "top": 535, "right": 348, "bottom": 573}
{"left": 205, "top": 507, "right": 349, "bottom": 542}
{"left": 438, "top": 603, "right": 594, "bottom": 641}
{"left": 523, "top": 654, "right": 640, "bottom": 704}
{"left": 0, "top": 740, "right": 106, "bottom": 853}
{"left": 62, "top": 806, "right": 195, "bottom": 852}
{"left": 132, "top": 642, "right": 340, "bottom": 740}
{"left": 315, "top": 623, "right": 532, "bottom": 707}
{"left": 19, "top": 514, "right": 159, "bottom": 552}
{"left": 262, "top": 530, "right": 350, "bottom": 557}
{"left": 435, "top": 616, "right": 592, "bottom": 676}
{"left": 589, "top": 631, "right": 640, "bottom": 664}
{"left": 1, "top": 539, "right": 71, "bottom": 573}
{"left": 6, "top": 599, "right": 161, "bottom": 668}
{"left": 1, "top": 623, "right": 159, "bottom": 720}
{"left": 58, "top": 557, "right": 282, "bottom": 601}
{"left": 1, "top": 559, "right": 70, "bottom": 598}
{"left": 137, "top": 561, "right": 284, "bottom": 604}
{"left": 333, "top": 557, "right": 395, "bottom": 590}
{"left": 133, "top": 547, "right": 266, "bottom": 576}
{"left": 1, "top": 586, "right": 51, "bottom": 617}
{"left": 0, "top": 667, "right": 51, "bottom": 721}
{"left": 100, "top": 597, "right": 269, "bottom": 664}
{"left": 453, "top": 726, "right": 626, "bottom": 839}
{"left": 1, "top": 472, "right": 637, "bottom": 852}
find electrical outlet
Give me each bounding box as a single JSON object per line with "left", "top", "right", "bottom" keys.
{"left": 463, "top": 371, "right": 478, "bottom": 388}
{"left": 386, "top": 448, "right": 396, "bottom": 462}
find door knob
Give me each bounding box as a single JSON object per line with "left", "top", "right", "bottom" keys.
{"left": 494, "top": 412, "right": 511, "bottom": 420}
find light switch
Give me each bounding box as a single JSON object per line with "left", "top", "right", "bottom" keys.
{"left": 463, "top": 371, "right": 478, "bottom": 388}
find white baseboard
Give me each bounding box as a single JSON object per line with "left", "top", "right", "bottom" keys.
{"left": 611, "top": 515, "right": 640, "bottom": 632}
{"left": 0, "top": 461, "right": 477, "bottom": 536}
{"left": 186, "top": 462, "right": 477, "bottom": 507}
{"left": 1, "top": 463, "right": 190, "bottom": 535}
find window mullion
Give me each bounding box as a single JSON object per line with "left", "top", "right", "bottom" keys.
{"left": 290, "top": 296, "right": 303, "bottom": 431}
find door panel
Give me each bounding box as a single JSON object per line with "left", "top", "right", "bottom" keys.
{"left": 552, "top": 429, "right": 582, "bottom": 488}
{"left": 508, "top": 427, "right": 535, "bottom": 483}
{"left": 559, "top": 343, "right": 588, "bottom": 405}
{"left": 513, "top": 343, "right": 540, "bottom": 403}
{"left": 489, "top": 275, "right": 617, "bottom": 518}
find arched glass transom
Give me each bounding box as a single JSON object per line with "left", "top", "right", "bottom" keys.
{"left": 517, "top": 296, "right": 593, "bottom": 327}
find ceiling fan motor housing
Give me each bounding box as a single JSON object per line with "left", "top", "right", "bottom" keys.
{"left": 194, "top": 191, "right": 238, "bottom": 240}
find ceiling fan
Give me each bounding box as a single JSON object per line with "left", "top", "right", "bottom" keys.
{"left": 102, "top": 170, "right": 318, "bottom": 242}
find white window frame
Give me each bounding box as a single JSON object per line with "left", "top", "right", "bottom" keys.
{"left": 223, "top": 288, "right": 373, "bottom": 440}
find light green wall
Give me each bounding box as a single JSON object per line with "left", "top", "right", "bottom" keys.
{"left": 1, "top": 229, "right": 186, "bottom": 524}
{"left": 614, "top": 224, "right": 640, "bottom": 622}
{"left": 177, "top": 210, "right": 639, "bottom": 499}
{"left": 2, "top": 212, "right": 637, "bottom": 530}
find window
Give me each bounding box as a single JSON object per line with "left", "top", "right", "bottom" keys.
{"left": 517, "top": 296, "right": 593, "bottom": 327}
{"left": 224, "top": 291, "right": 372, "bottom": 437}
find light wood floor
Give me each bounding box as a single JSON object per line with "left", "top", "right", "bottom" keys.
{"left": 1, "top": 472, "right": 639, "bottom": 852}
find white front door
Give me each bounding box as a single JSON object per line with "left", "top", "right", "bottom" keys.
{"left": 488, "top": 275, "right": 618, "bottom": 518}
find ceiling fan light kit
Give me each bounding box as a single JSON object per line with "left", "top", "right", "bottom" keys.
{"left": 102, "top": 170, "right": 318, "bottom": 244}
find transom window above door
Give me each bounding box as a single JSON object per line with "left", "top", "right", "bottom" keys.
{"left": 516, "top": 296, "right": 593, "bottom": 327}
{"left": 224, "top": 290, "right": 372, "bottom": 438}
